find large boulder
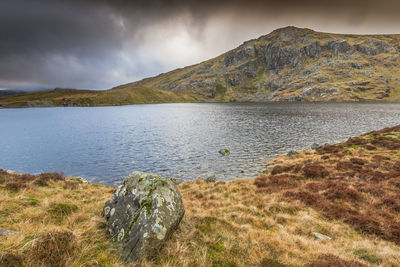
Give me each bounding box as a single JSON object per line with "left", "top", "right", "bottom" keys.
{"left": 103, "top": 172, "right": 185, "bottom": 263}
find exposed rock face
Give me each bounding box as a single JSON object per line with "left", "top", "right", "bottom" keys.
{"left": 103, "top": 172, "right": 185, "bottom": 263}
{"left": 326, "top": 39, "right": 352, "bottom": 55}
{"left": 124, "top": 26, "right": 400, "bottom": 102}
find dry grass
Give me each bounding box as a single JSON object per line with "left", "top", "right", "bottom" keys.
{"left": 2, "top": 126, "right": 400, "bottom": 266}
{"left": 0, "top": 171, "right": 119, "bottom": 266}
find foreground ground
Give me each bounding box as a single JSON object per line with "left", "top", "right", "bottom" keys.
{"left": 2, "top": 126, "right": 400, "bottom": 266}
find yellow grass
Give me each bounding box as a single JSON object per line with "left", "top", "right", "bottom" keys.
{"left": 2, "top": 126, "right": 400, "bottom": 266}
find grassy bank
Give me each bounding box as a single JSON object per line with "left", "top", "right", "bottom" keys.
{"left": 2, "top": 126, "right": 400, "bottom": 266}
{"left": 0, "top": 86, "right": 203, "bottom": 108}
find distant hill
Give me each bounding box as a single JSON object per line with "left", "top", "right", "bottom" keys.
{"left": 2, "top": 26, "right": 400, "bottom": 107}
{"left": 0, "top": 87, "right": 201, "bottom": 107}
{"left": 0, "top": 90, "right": 26, "bottom": 98}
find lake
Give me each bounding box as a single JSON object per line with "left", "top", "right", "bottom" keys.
{"left": 1, "top": 102, "right": 400, "bottom": 185}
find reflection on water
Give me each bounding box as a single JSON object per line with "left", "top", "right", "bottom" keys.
{"left": 1, "top": 102, "right": 400, "bottom": 185}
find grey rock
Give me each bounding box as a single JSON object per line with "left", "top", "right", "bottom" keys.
{"left": 326, "top": 39, "right": 352, "bottom": 55}
{"left": 198, "top": 173, "right": 216, "bottom": 183}
{"left": 313, "top": 232, "right": 331, "bottom": 241}
{"left": 311, "top": 143, "right": 320, "bottom": 150}
{"left": 304, "top": 41, "right": 321, "bottom": 58}
{"left": 224, "top": 72, "right": 244, "bottom": 86}
{"left": 0, "top": 230, "right": 18, "bottom": 236}
{"left": 286, "top": 150, "right": 298, "bottom": 157}
{"left": 354, "top": 39, "right": 391, "bottom": 56}
{"left": 218, "top": 148, "right": 231, "bottom": 156}
{"left": 103, "top": 172, "right": 185, "bottom": 263}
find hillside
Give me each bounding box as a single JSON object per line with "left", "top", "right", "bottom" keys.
{"left": 0, "top": 87, "right": 201, "bottom": 107}
{"left": 2, "top": 26, "right": 400, "bottom": 107}
{"left": 125, "top": 26, "right": 400, "bottom": 102}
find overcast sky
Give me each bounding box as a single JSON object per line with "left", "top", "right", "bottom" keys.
{"left": 1, "top": 0, "right": 400, "bottom": 91}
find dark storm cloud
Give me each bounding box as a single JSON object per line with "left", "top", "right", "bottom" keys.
{"left": 1, "top": 0, "right": 399, "bottom": 90}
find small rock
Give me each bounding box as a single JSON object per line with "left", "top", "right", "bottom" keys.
{"left": 103, "top": 172, "right": 185, "bottom": 263}
{"left": 74, "top": 177, "right": 89, "bottom": 184}
{"left": 391, "top": 136, "right": 399, "bottom": 139}
{"left": 170, "top": 177, "right": 184, "bottom": 185}
{"left": 286, "top": 150, "right": 298, "bottom": 157}
{"left": 198, "top": 173, "right": 216, "bottom": 183}
{"left": 313, "top": 232, "right": 331, "bottom": 240}
{"left": 90, "top": 216, "right": 100, "bottom": 221}
{"left": 277, "top": 224, "right": 284, "bottom": 228}
{"left": 0, "top": 230, "right": 18, "bottom": 236}
{"left": 311, "top": 143, "right": 320, "bottom": 149}
{"left": 218, "top": 148, "right": 231, "bottom": 156}
{"left": 266, "top": 165, "right": 275, "bottom": 169}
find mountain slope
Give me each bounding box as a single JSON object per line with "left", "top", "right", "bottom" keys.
{"left": 2, "top": 26, "right": 400, "bottom": 107}
{"left": 121, "top": 26, "right": 400, "bottom": 102}
{"left": 0, "top": 87, "right": 202, "bottom": 107}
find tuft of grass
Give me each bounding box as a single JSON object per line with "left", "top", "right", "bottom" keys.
{"left": 353, "top": 248, "right": 382, "bottom": 265}
{"left": 30, "top": 230, "right": 76, "bottom": 267}
{"left": 24, "top": 197, "right": 40, "bottom": 206}
{"left": 47, "top": 202, "right": 78, "bottom": 222}
{"left": 0, "top": 250, "right": 25, "bottom": 267}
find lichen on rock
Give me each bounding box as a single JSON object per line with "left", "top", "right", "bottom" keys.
{"left": 102, "top": 171, "right": 185, "bottom": 263}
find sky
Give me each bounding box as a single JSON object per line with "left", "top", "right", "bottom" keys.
{"left": 1, "top": 0, "right": 400, "bottom": 91}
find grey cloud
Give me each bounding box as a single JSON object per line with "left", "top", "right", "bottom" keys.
{"left": 1, "top": 0, "right": 399, "bottom": 90}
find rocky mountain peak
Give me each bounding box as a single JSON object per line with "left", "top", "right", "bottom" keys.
{"left": 124, "top": 27, "right": 400, "bottom": 102}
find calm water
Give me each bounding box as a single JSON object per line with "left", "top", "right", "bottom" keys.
{"left": 1, "top": 102, "right": 400, "bottom": 185}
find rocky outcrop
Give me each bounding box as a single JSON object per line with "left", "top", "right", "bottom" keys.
{"left": 326, "top": 39, "right": 352, "bottom": 55}
{"left": 103, "top": 172, "right": 185, "bottom": 263}
{"left": 123, "top": 26, "right": 400, "bottom": 102}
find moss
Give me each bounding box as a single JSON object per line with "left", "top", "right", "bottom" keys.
{"left": 209, "top": 242, "right": 225, "bottom": 257}
{"left": 259, "top": 258, "right": 287, "bottom": 267}
{"left": 140, "top": 199, "right": 152, "bottom": 216}
{"left": 24, "top": 197, "right": 40, "bottom": 206}
{"left": 353, "top": 248, "right": 382, "bottom": 264}
{"left": 218, "top": 148, "right": 231, "bottom": 155}
{"left": 215, "top": 83, "right": 227, "bottom": 97}
{"left": 125, "top": 213, "right": 141, "bottom": 239}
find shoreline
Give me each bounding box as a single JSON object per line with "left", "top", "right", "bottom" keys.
{"left": 2, "top": 125, "right": 400, "bottom": 266}
{"left": 2, "top": 99, "right": 400, "bottom": 109}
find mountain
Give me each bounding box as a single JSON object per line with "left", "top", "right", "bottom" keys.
{"left": 1, "top": 26, "right": 400, "bottom": 107}
{"left": 124, "top": 26, "right": 400, "bottom": 102}
{"left": 0, "top": 90, "right": 26, "bottom": 98}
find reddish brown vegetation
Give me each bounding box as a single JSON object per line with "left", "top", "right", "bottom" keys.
{"left": 30, "top": 230, "right": 76, "bottom": 267}
{"left": 0, "top": 251, "right": 25, "bottom": 267}
{"left": 306, "top": 254, "right": 367, "bottom": 267}
{"left": 5, "top": 182, "right": 28, "bottom": 191}
{"left": 371, "top": 136, "right": 400, "bottom": 149}
{"left": 302, "top": 164, "right": 328, "bottom": 178}
{"left": 255, "top": 174, "right": 299, "bottom": 193}
{"left": 271, "top": 164, "right": 302, "bottom": 175}
{"left": 0, "top": 170, "right": 64, "bottom": 190}
{"left": 316, "top": 144, "right": 344, "bottom": 154}
{"left": 257, "top": 125, "right": 400, "bottom": 245}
